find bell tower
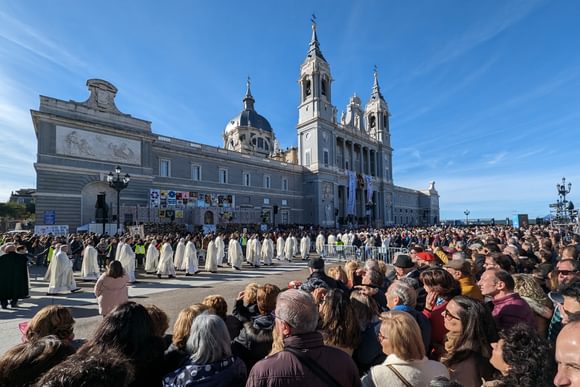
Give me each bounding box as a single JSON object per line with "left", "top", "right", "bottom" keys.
{"left": 364, "top": 67, "right": 390, "bottom": 146}
{"left": 297, "top": 17, "right": 334, "bottom": 126}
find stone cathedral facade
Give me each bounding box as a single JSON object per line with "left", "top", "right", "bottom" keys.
{"left": 33, "top": 22, "right": 439, "bottom": 231}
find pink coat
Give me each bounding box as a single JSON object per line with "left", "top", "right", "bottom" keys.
{"left": 94, "top": 273, "right": 129, "bottom": 315}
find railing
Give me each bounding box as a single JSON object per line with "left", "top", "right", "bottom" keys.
{"left": 319, "top": 244, "right": 408, "bottom": 264}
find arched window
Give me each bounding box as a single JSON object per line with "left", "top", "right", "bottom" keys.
{"left": 257, "top": 138, "right": 264, "bottom": 149}
{"left": 303, "top": 77, "right": 311, "bottom": 100}
{"left": 321, "top": 78, "right": 327, "bottom": 96}
{"left": 369, "top": 114, "right": 376, "bottom": 128}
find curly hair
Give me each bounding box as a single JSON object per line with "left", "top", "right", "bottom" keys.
{"left": 496, "top": 324, "right": 555, "bottom": 387}
{"left": 202, "top": 295, "right": 228, "bottom": 319}
{"left": 319, "top": 289, "right": 360, "bottom": 351}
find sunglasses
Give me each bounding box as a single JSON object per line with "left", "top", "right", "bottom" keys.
{"left": 558, "top": 270, "right": 578, "bottom": 276}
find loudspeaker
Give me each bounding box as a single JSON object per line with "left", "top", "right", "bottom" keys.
{"left": 273, "top": 205, "right": 279, "bottom": 214}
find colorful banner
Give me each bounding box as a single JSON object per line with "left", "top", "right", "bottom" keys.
{"left": 347, "top": 170, "right": 356, "bottom": 215}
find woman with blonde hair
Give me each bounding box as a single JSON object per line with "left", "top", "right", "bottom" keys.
{"left": 362, "top": 311, "right": 449, "bottom": 387}
{"left": 328, "top": 265, "right": 348, "bottom": 285}
{"left": 344, "top": 260, "right": 360, "bottom": 288}
{"left": 232, "top": 282, "right": 260, "bottom": 323}
{"left": 163, "top": 303, "right": 212, "bottom": 372}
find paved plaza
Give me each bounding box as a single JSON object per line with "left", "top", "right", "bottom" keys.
{"left": 0, "top": 260, "right": 311, "bottom": 354}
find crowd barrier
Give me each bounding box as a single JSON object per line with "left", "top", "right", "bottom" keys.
{"left": 319, "top": 244, "right": 408, "bottom": 264}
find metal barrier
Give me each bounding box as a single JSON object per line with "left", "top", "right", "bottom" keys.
{"left": 320, "top": 244, "right": 408, "bottom": 264}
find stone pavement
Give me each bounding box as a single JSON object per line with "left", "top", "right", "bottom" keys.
{"left": 0, "top": 259, "right": 312, "bottom": 354}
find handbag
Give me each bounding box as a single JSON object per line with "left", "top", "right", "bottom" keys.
{"left": 387, "top": 364, "right": 413, "bottom": 387}
{"left": 284, "top": 347, "right": 342, "bottom": 387}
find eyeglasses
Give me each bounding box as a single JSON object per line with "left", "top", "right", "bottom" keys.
{"left": 558, "top": 270, "right": 578, "bottom": 276}
{"left": 442, "top": 309, "right": 460, "bottom": 321}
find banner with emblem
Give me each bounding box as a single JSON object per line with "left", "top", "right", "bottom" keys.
{"left": 167, "top": 190, "right": 177, "bottom": 206}
{"left": 365, "top": 175, "right": 373, "bottom": 203}
{"left": 149, "top": 189, "right": 160, "bottom": 208}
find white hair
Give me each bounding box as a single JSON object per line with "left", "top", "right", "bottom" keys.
{"left": 275, "top": 289, "right": 318, "bottom": 334}
{"left": 186, "top": 313, "right": 231, "bottom": 364}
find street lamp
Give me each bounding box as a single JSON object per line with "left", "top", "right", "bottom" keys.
{"left": 107, "top": 166, "right": 130, "bottom": 234}
{"left": 464, "top": 209, "right": 470, "bottom": 225}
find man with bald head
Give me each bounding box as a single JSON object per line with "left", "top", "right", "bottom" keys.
{"left": 554, "top": 317, "right": 580, "bottom": 387}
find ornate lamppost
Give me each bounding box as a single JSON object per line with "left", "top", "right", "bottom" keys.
{"left": 464, "top": 209, "right": 470, "bottom": 225}
{"left": 555, "top": 177, "right": 573, "bottom": 223}
{"left": 107, "top": 166, "right": 130, "bottom": 234}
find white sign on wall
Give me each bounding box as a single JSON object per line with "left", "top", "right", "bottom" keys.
{"left": 56, "top": 126, "right": 141, "bottom": 165}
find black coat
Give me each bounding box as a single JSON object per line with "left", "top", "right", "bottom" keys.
{"left": 0, "top": 251, "right": 29, "bottom": 300}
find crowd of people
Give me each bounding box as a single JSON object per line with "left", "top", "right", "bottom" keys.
{"left": 0, "top": 223, "right": 579, "bottom": 386}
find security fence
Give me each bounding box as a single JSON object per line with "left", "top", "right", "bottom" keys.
{"left": 319, "top": 245, "right": 408, "bottom": 264}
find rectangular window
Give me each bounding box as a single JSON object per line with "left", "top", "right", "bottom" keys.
{"left": 323, "top": 149, "right": 329, "bottom": 167}
{"left": 282, "top": 178, "right": 288, "bottom": 191}
{"left": 282, "top": 199, "right": 288, "bottom": 206}
{"left": 219, "top": 168, "right": 228, "bottom": 184}
{"left": 281, "top": 210, "right": 289, "bottom": 224}
{"left": 243, "top": 172, "right": 251, "bottom": 187}
{"left": 305, "top": 150, "right": 311, "bottom": 166}
{"left": 263, "top": 198, "right": 270, "bottom": 205}
{"left": 160, "top": 159, "right": 171, "bottom": 177}
{"left": 191, "top": 164, "right": 201, "bottom": 181}
{"left": 264, "top": 175, "right": 271, "bottom": 189}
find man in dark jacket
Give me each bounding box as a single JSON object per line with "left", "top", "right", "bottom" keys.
{"left": 0, "top": 244, "right": 29, "bottom": 308}
{"left": 301, "top": 258, "right": 349, "bottom": 293}
{"left": 246, "top": 289, "right": 361, "bottom": 387}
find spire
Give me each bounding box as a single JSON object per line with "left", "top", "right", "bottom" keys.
{"left": 243, "top": 76, "right": 255, "bottom": 110}
{"left": 371, "top": 65, "right": 385, "bottom": 101}
{"left": 307, "top": 14, "right": 326, "bottom": 61}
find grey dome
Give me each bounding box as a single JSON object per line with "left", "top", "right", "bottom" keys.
{"left": 224, "top": 78, "right": 273, "bottom": 134}
{"left": 225, "top": 109, "right": 273, "bottom": 134}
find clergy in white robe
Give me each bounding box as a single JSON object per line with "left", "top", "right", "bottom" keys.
{"left": 300, "top": 235, "right": 311, "bottom": 260}
{"left": 145, "top": 241, "right": 159, "bottom": 273}
{"left": 115, "top": 241, "right": 125, "bottom": 261}
{"left": 157, "top": 242, "right": 176, "bottom": 278}
{"left": 228, "top": 235, "right": 243, "bottom": 270}
{"left": 327, "top": 234, "right": 336, "bottom": 255}
{"left": 47, "top": 245, "right": 79, "bottom": 295}
{"left": 173, "top": 238, "right": 186, "bottom": 270}
{"left": 205, "top": 239, "right": 218, "bottom": 273}
{"left": 252, "top": 236, "right": 262, "bottom": 267}
{"left": 118, "top": 241, "right": 136, "bottom": 283}
{"left": 261, "top": 235, "right": 274, "bottom": 266}
{"left": 215, "top": 235, "right": 225, "bottom": 266}
{"left": 284, "top": 235, "right": 294, "bottom": 261}
{"left": 182, "top": 238, "right": 199, "bottom": 275}
{"left": 80, "top": 243, "right": 100, "bottom": 280}
{"left": 276, "top": 235, "right": 285, "bottom": 260}
{"left": 245, "top": 237, "right": 254, "bottom": 264}
{"left": 291, "top": 235, "right": 299, "bottom": 256}
{"left": 315, "top": 232, "right": 325, "bottom": 255}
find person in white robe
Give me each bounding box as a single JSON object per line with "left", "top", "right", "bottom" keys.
{"left": 145, "top": 240, "right": 159, "bottom": 273}
{"left": 47, "top": 244, "right": 79, "bottom": 295}
{"left": 204, "top": 238, "right": 218, "bottom": 273}
{"left": 115, "top": 239, "right": 125, "bottom": 261}
{"left": 80, "top": 241, "right": 100, "bottom": 280}
{"left": 252, "top": 235, "right": 262, "bottom": 267}
{"left": 245, "top": 236, "right": 255, "bottom": 264}
{"left": 291, "top": 235, "right": 299, "bottom": 256}
{"left": 326, "top": 233, "right": 336, "bottom": 257}
{"left": 118, "top": 238, "right": 136, "bottom": 283}
{"left": 182, "top": 236, "right": 199, "bottom": 275}
{"left": 276, "top": 234, "right": 285, "bottom": 260}
{"left": 261, "top": 234, "right": 274, "bottom": 266}
{"left": 215, "top": 234, "right": 225, "bottom": 267}
{"left": 228, "top": 234, "right": 243, "bottom": 270}
{"left": 300, "top": 234, "right": 311, "bottom": 261}
{"left": 157, "top": 240, "right": 176, "bottom": 278}
{"left": 173, "top": 238, "right": 186, "bottom": 270}
{"left": 284, "top": 234, "right": 294, "bottom": 261}
{"left": 315, "top": 232, "right": 325, "bottom": 255}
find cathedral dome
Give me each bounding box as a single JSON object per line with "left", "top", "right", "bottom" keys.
{"left": 224, "top": 79, "right": 273, "bottom": 134}
{"left": 224, "top": 108, "right": 273, "bottom": 134}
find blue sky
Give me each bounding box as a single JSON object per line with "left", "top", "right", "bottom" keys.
{"left": 0, "top": 0, "right": 579, "bottom": 221}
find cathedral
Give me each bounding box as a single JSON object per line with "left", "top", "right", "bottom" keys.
{"left": 32, "top": 21, "right": 439, "bottom": 231}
